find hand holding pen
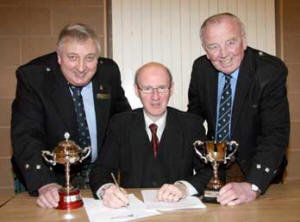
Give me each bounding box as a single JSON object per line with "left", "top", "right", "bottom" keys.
{"left": 101, "top": 172, "right": 129, "bottom": 208}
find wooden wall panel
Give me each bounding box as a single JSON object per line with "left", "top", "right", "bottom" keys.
{"left": 0, "top": 0, "right": 107, "bottom": 194}
{"left": 279, "top": 0, "right": 300, "bottom": 182}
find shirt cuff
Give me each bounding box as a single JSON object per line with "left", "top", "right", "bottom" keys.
{"left": 175, "top": 180, "right": 198, "bottom": 196}
{"left": 96, "top": 183, "right": 114, "bottom": 199}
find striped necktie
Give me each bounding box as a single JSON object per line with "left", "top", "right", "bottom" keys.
{"left": 216, "top": 75, "right": 232, "bottom": 142}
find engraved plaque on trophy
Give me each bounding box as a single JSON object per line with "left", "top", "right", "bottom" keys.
{"left": 193, "top": 140, "right": 238, "bottom": 203}
{"left": 42, "top": 132, "right": 91, "bottom": 210}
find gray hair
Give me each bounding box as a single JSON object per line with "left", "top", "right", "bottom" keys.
{"left": 200, "top": 13, "right": 246, "bottom": 43}
{"left": 134, "top": 62, "right": 173, "bottom": 85}
{"left": 57, "top": 23, "right": 101, "bottom": 56}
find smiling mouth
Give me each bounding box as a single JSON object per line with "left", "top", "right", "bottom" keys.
{"left": 74, "top": 71, "right": 87, "bottom": 77}
{"left": 220, "top": 58, "right": 232, "bottom": 65}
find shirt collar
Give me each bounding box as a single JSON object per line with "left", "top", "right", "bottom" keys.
{"left": 143, "top": 110, "right": 167, "bottom": 130}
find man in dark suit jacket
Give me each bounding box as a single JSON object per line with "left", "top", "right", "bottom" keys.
{"left": 11, "top": 24, "right": 131, "bottom": 208}
{"left": 188, "top": 13, "right": 290, "bottom": 205}
{"left": 89, "top": 62, "right": 212, "bottom": 208}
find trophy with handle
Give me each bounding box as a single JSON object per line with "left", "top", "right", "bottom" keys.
{"left": 42, "top": 132, "right": 91, "bottom": 210}
{"left": 193, "top": 140, "right": 238, "bottom": 203}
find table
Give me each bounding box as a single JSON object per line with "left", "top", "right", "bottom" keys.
{"left": 0, "top": 183, "right": 299, "bottom": 222}
{"left": 0, "top": 195, "right": 14, "bottom": 208}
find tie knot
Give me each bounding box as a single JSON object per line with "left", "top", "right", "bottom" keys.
{"left": 149, "top": 123, "right": 158, "bottom": 133}
{"left": 224, "top": 75, "right": 231, "bottom": 83}
{"left": 70, "top": 85, "right": 82, "bottom": 96}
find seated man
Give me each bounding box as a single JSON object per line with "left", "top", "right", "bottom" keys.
{"left": 11, "top": 23, "right": 131, "bottom": 208}
{"left": 89, "top": 62, "right": 212, "bottom": 208}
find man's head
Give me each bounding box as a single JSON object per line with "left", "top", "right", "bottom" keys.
{"left": 200, "top": 13, "right": 247, "bottom": 74}
{"left": 135, "top": 62, "right": 173, "bottom": 121}
{"left": 57, "top": 23, "right": 101, "bottom": 86}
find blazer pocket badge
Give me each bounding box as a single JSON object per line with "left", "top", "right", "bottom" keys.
{"left": 97, "top": 84, "right": 111, "bottom": 99}
{"left": 97, "top": 93, "right": 111, "bottom": 99}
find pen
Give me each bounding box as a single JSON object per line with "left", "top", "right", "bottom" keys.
{"left": 110, "top": 172, "right": 130, "bottom": 207}
{"left": 110, "top": 172, "right": 120, "bottom": 190}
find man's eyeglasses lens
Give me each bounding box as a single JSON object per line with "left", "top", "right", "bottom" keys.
{"left": 139, "top": 86, "right": 169, "bottom": 94}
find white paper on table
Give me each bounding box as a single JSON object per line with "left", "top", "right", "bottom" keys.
{"left": 141, "top": 189, "right": 206, "bottom": 211}
{"left": 83, "top": 194, "right": 161, "bottom": 222}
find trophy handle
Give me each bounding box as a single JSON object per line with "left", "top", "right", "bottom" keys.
{"left": 41, "top": 151, "right": 56, "bottom": 166}
{"left": 193, "top": 140, "right": 208, "bottom": 164}
{"left": 225, "top": 141, "right": 239, "bottom": 162}
{"left": 79, "top": 146, "right": 91, "bottom": 162}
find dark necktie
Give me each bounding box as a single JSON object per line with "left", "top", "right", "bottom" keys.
{"left": 216, "top": 75, "right": 232, "bottom": 142}
{"left": 149, "top": 123, "right": 159, "bottom": 158}
{"left": 70, "top": 86, "right": 91, "bottom": 149}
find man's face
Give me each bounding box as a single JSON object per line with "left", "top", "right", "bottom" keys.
{"left": 57, "top": 37, "right": 98, "bottom": 86}
{"left": 202, "top": 17, "right": 247, "bottom": 74}
{"left": 135, "top": 65, "right": 173, "bottom": 121}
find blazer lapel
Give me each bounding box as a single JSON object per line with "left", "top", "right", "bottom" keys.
{"left": 50, "top": 67, "right": 77, "bottom": 135}
{"left": 129, "top": 109, "right": 150, "bottom": 186}
{"left": 207, "top": 69, "right": 219, "bottom": 134}
{"left": 159, "top": 109, "right": 183, "bottom": 179}
{"left": 231, "top": 49, "right": 253, "bottom": 136}
{"left": 92, "top": 76, "right": 111, "bottom": 150}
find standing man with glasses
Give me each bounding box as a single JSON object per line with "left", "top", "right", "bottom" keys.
{"left": 11, "top": 23, "right": 131, "bottom": 208}
{"left": 89, "top": 62, "right": 212, "bottom": 208}
{"left": 188, "top": 13, "right": 290, "bottom": 205}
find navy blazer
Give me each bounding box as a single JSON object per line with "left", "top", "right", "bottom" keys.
{"left": 89, "top": 107, "right": 212, "bottom": 197}
{"left": 11, "top": 52, "right": 131, "bottom": 194}
{"left": 188, "top": 47, "right": 290, "bottom": 192}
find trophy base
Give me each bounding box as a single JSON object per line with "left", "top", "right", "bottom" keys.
{"left": 202, "top": 190, "right": 219, "bottom": 203}
{"left": 56, "top": 188, "right": 83, "bottom": 210}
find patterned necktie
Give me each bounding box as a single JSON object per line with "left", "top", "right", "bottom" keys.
{"left": 70, "top": 86, "right": 91, "bottom": 149}
{"left": 149, "top": 123, "right": 159, "bottom": 158}
{"left": 216, "top": 75, "right": 232, "bottom": 142}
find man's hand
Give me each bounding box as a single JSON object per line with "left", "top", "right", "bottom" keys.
{"left": 217, "top": 182, "right": 258, "bottom": 206}
{"left": 102, "top": 185, "right": 129, "bottom": 208}
{"left": 36, "top": 183, "right": 61, "bottom": 208}
{"left": 156, "top": 183, "right": 187, "bottom": 202}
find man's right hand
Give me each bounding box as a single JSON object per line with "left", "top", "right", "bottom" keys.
{"left": 36, "top": 183, "right": 61, "bottom": 208}
{"left": 102, "top": 185, "right": 129, "bottom": 208}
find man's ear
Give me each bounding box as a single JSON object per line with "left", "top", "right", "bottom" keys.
{"left": 242, "top": 36, "right": 247, "bottom": 50}
{"left": 134, "top": 84, "right": 140, "bottom": 98}
{"left": 57, "top": 51, "right": 62, "bottom": 65}
{"left": 169, "top": 82, "right": 174, "bottom": 97}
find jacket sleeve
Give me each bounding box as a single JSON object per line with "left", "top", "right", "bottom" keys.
{"left": 11, "top": 67, "right": 57, "bottom": 195}
{"left": 89, "top": 116, "right": 121, "bottom": 198}
{"left": 245, "top": 61, "right": 290, "bottom": 192}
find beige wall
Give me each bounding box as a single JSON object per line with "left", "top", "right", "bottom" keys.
{"left": 0, "top": 0, "right": 106, "bottom": 194}
{"left": 277, "top": 0, "right": 300, "bottom": 182}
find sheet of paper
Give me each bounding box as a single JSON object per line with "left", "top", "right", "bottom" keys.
{"left": 141, "top": 189, "right": 206, "bottom": 211}
{"left": 83, "top": 194, "right": 161, "bottom": 222}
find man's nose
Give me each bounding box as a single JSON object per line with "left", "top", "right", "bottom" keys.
{"left": 151, "top": 88, "right": 160, "bottom": 99}
{"left": 220, "top": 46, "right": 228, "bottom": 57}
{"left": 77, "top": 59, "right": 86, "bottom": 72}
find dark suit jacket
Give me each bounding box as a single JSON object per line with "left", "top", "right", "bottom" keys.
{"left": 11, "top": 52, "right": 131, "bottom": 194}
{"left": 89, "top": 107, "right": 212, "bottom": 197}
{"left": 188, "top": 47, "right": 290, "bottom": 193}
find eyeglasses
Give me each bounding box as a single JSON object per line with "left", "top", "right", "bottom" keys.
{"left": 137, "top": 85, "right": 170, "bottom": 94}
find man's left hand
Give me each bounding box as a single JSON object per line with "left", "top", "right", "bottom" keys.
{"left": 156, "top": 183, "right": 187, "bottom": 202}
{"left": 217, "top": 182, "right": 258, "bottom": 206}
